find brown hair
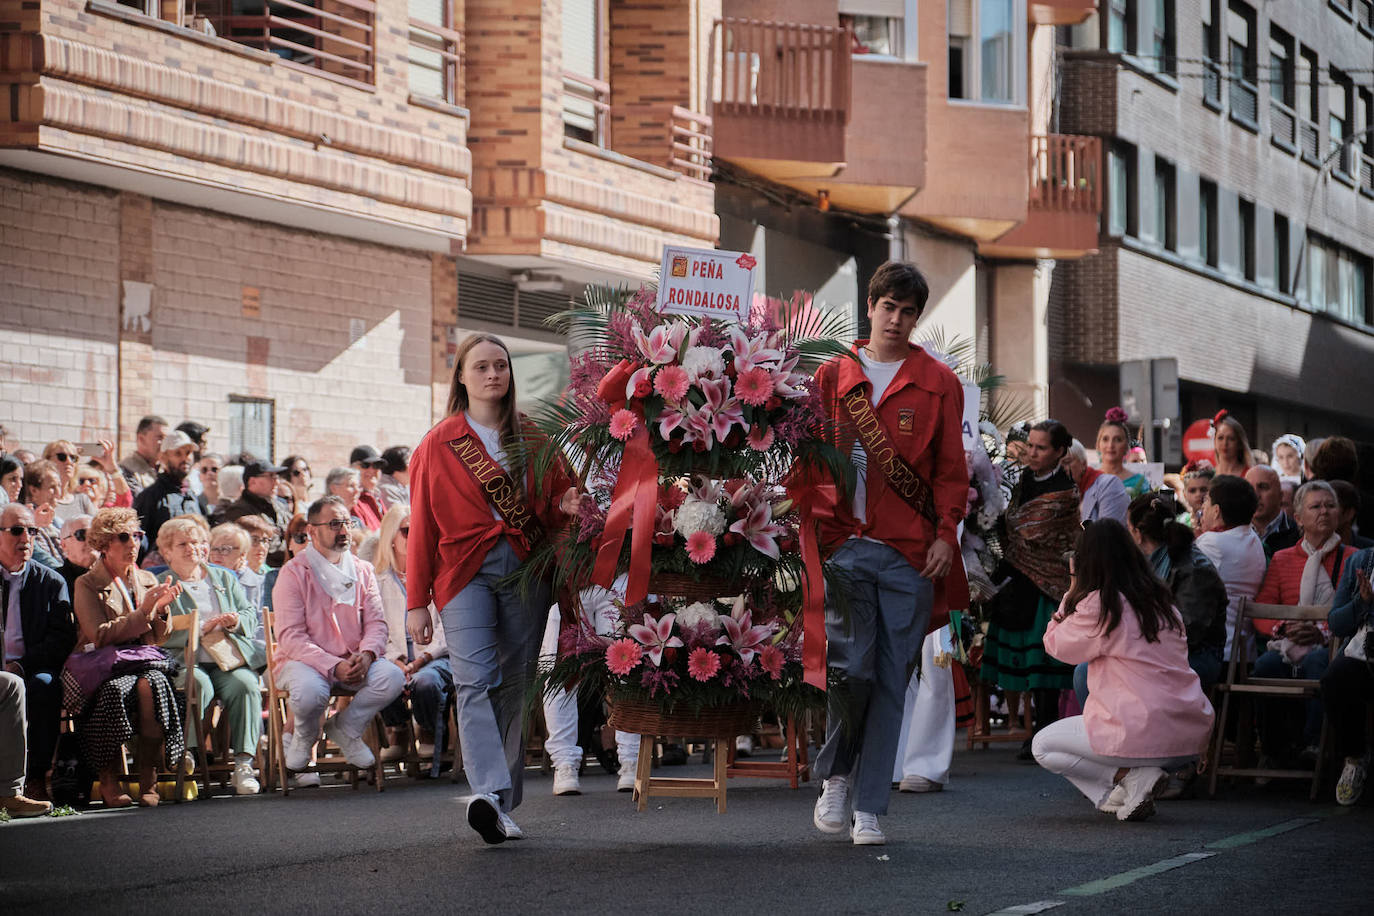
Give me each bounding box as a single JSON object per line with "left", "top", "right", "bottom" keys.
{"left": 446, "top": 333, "right": 523, "bottom": 475}
{"left": 1212, "top": 413, "right": 1254, "bottom": 471}
{"left": 87, "top": 507, "right": 139, "bottom": 552}
{"left": 19, "top": 459, "right": 62, "bottom": 505}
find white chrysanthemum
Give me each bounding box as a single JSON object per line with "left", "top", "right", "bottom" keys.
{"left": 773, "top": 565, "right": 801, "bottom": 593}
{"left": 681, "top": 345, "right": 725, "bottom": 380}
{"left": 676, "top": 602, "right": 720, "bottom": 632}
{"left": 672, "top": 496, "right": 726, "bottom": 537}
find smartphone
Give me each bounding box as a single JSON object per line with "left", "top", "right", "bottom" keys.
{"left": 76, "top": 442, "right": 103, "bottom": 456}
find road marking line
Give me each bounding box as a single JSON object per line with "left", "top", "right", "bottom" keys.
{"left": 1203, "top": 817, "right": 1321, "bottom": 849}
{"left": 985, "top": 901, "right": 1066, "bottom": 915}
{"left": 1058, "top": 852, "right": 1215, "bottom": 896}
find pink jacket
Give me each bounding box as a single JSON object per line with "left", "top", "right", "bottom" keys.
{"left": 1044, "top": 591, "right": 1214, "bottom": 759}
{"left": 270, "top": 554, "right": 389, "bottom": 680}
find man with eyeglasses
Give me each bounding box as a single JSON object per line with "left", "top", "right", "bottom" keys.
{"left": 119, "top": 415, "right": 168, "bottom": 499}
{"left": 0, "top": 503, "right": 77, "bottom": 802}
{"left": 57, "top": 515, "right": 96, "bottom": 596}
{"left": 272, "top": 496, "right": 403, "bottom": 774}
{"left": 133, "top": 430, "right": 203, "bottom": 561}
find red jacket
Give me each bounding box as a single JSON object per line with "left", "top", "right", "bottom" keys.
{"left": 352, "top": 491, "right": 384, "bottom": 531}
{"left": 1253, "top": 541, "right": 1350, "bottom": 636}
{"left": 811, "top": 341, "right": 970, "bottom": 623}
{"left": 406, "top": 413, "right": 571, "bottom": 612}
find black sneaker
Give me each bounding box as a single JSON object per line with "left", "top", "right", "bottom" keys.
{"left": 466, "top": 793, "right": 507, "bottom": 844}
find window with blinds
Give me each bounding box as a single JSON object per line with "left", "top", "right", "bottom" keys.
{"left": 408, "top": 0, "right": 460, "bottom": 104}
{"left": 563, "top": 0, "right": 607, "bottom": 144}
{"left": 228, "top": 397, "right": 274, "bottom": 463}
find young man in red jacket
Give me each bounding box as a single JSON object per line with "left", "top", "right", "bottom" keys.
{"left": 810, "top": 261, "right": 970, "bottom": 845}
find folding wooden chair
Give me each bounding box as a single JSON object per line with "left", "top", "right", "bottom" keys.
{"left": 262, "top": 609, "right": 387, "bottom": 795}
{"left": 1207, "top": 597, "right": 1336, "bottom": 799}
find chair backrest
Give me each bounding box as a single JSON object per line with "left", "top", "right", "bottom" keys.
{"left": 262, "top": 606, "right": 277, "bottom": 671}
{"left": 169, "top": 606, "right": 200, "bottom": 684}
{"left": 1239, "top": 600, "right": 1330, "bottom": 623}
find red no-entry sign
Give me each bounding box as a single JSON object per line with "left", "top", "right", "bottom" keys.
{"left": 1182, "top": 419, "right": 1214, "bottom": 464}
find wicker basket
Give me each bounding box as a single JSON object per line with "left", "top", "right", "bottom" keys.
{"left": 608, "top": 696, "right": 757, "bottom": 738}
{"left": 649, "top": 572, "right": 737, "bottom": 601}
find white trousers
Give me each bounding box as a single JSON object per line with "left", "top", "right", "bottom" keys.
{"left": 540, "top": 587, "right": 639, "bottom": 770}
{"left": 1032, "top": 715, "right": 1197, "bottom": 807}
{"left": 277, "top": 659, "right": 405, "bottom": 743}
{"left": 892, "top": 627, "right": 956, "bottom": 784}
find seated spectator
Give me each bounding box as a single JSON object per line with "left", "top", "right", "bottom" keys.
{"left": 223, "top": 460, "right": 291, "bottom": 546}
{"left": 57, "top": 515, "right": 96, "bottom": 596}
{"left": 119, "top": 415, "right": 168, "bottom": 498}
{"left": 1064, "top": 439, "right": 1129, "bottom": 524}
{"left": 377, "top": 446, "right": 412, "bottom": 513}
{"left": 271, "top": 496, "right": 403, "bottom": 773}
{"left": 0, "top": 673, "right": 52, "bottom": 817}
{"left": 1, "top": 504, "right": 78, "bottom": 802}
{"left": 194, "top": 453, "right": 224, "bottom": 517}
{"left": 326, "top": 467, "right": 374, "bottom": 532}
{"left": 1251, "top": 480, "right": 1350, "bottom": 768}
{"left": 1194, "top": 475, "right": 1267, "bottom": 663}
{"left": 211, "top": 465, "right": 244, "bottom": 525}
{"left": 1034, "top": 520, "right": 1214, "bottom": 822}
{"left": 1271, "top": 434, "right": 1306, "bottom": 485}
{"left": 1323, "top": 547, "right": 1374, "bottom": 805}
{"left": 348, "top": 449, "right": 387, "bottom": 530}
{"left": 133, "top": 431, "right": 202, "bottom": 559}
{"left": 1, "top": 454, "right": 23, "bottom": 506}
{"left": 72, "top": 508, "right": 183, "bottom": 807}
{"left": 1330, "top": 480, "right": 1374, "bottom": 549}
{"left": 261, "top": 515, "right": 309, "bottom": 662}
{"left": 1309, "top": 436, "right": 1357, "bottom": 484}
{"left": 19, "top": 460, "right": 67, "bottom": 568}
{"left": 374, "top": 505, "right": 449, "bottom": 760}
{"left": 1247, "top": 465, "right": 1300, "bottom": 558}
{"left": 84, "top": 439, "right": 132, "bottom": 509}
{"left": 209, "top": 523, "right": 256, "bottom": 603}
{"left": 157, "top": 517, "right": 263, "bottom": 795}
{"left": 232, "top": 514, "right": 275, "bottom": 610}
{"left": 1181, "top": 463, "right": 1215, "bottom": 529}
{"left": 42, "top": 440, "right": 99, "bottom": 523}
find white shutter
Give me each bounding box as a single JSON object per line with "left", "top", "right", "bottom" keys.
{"left": 948, "top": 0, "right": 973, "bottom": 39}
{"left": 839, "top": 0, "right": 906, "bottom": 16}
{"left": 409, "top": 0, "right": 445, "bottom": 27}
{"left": 563, "top": 0, "right": 598, "bottom": 78}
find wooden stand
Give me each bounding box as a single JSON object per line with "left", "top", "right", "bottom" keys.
{"left": 724, "top": 716, "right": 811, "bottom": 788}
{"left": 633, "top": 735, "right": 730, "bottom": 813}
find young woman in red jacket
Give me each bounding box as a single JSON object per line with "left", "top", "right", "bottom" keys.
{"left": 405, "top": 333, "right": 579, "bottom": 845}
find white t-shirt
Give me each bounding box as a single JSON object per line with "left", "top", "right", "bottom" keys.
{"left": 1195, "top": 525, "right": 1268, "bottom": 660}
{"left": 851, "top": 350, "right": 905, "bottom": 528}
{"left": 467, "top": 414, "right": 510, "bottom": 522}
{"left": 180, "top": 577, "right": 221, "bottom": 665}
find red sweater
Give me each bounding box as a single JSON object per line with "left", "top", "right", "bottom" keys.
{"left": 406, "top": 413, "right": 571, "bottom": 612}
{"left": 1253, "top": 541, "right": 1350, "bottom": 636}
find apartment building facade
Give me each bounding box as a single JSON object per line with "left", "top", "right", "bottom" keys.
{"left": 1051, "top": 0, "right": 1374, "bottom": 456}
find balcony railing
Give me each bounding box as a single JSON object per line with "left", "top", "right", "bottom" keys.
{"left": 1028, "top": 134, "right": 1101, "bottom": 213}
{"left": 408, "top": 16, "right": 462, "bottom": 106}
{"left": 1270, "top": 98, "right": 1296, "bottom": 148}
{"left": 563, "top": 72, "right": 611, "bottom": 146}
{"left": 669, "top": 107, "right": 713, "bottom": 181}
{"left": 1299, "top": 119, "right": 1320, "bottom": 160}
{"left": 203, "top": 0, "right": 376, "bottom": 87}
{"left": 711, "top": 19, "right": 850, "bottom": 122}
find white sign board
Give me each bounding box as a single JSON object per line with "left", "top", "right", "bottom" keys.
{"left": 1125, "top": 462, "right": 1166, "bottom": 490}
{"left": 961, "top": 384, "right": 981, "bottom": 451}
{"left": 657, "top": 246, "right": 757, "bottom": 323}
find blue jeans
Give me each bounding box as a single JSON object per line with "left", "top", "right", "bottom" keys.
{"left": 814, "top": 539, "right": 932, "bottom": 816}
{"left": 1253, "top": 646, "right": 1330, "bottom": 754}
{"left": 442, "top": 539, "right": 546, "bottom": 811}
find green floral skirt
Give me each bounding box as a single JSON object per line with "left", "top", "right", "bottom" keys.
{"left": 980, "top": 593, "right": 1073, "bottom": 691}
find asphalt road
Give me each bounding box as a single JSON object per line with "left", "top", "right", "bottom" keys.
{"left": 2, "top": 744, "right": 1369, "bottom": 915}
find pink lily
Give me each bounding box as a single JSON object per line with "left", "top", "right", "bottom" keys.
{"left": 682, "top": 406, "right": 715, "bottom": 449}
{"left": 699, "top": 377, "right": 745, "bottom": 441}
{"left": 632, "top": 322, "right": 687, "bottom": 365}
{"left": 729, "top": 497, "right": 784, "bottom": 559}
{"left": 770, "top": 354, "right": 807, "bottom": 398}
{"left": 729, "top": 327, "right": 783, "bottom": 373}
{"left": 716, "top": 602, "right": 776, "bottom": 664}
{"left": 627, "top": 612, "right": 684, "bottom": 666}
{"left": 658, "top": 404, "right": 687, "bottom": 439}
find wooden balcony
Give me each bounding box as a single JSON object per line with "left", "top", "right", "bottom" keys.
{"left": 710, "top": 18, "right": 851, "bottom": 180}
{"left": 1029, "top": 0, "right": 1099, "bottom": 26}
{"left": 981, "top": 134, "right": 1102, "bottom": 260}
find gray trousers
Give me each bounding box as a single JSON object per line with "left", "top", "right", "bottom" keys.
{"left": 442, "top": 539, "right": 546, "bottom": 812}
{"left": 1, "top": 672, "right": 26, "bottom": 796}
{"left": 814, "top": 539, "right": 932, "bottom": 816}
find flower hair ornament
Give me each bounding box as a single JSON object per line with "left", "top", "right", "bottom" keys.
{"left": 1103, "top": 406, "right": 1141, "bottom": 449}
{"left": 1103, "top": 406, "right": 1129, "bottom": 425}
{"left": 1211, "top": 409, "right": 1229, "bottom": 429}
{"left": 1183, "top": 458, "right": 1216, "bottom": 481}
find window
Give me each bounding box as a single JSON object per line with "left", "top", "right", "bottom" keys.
{"left": 1360, "top": 89, "right": 1374, "bottom": 193}
{"left": 1107, "top": 0, "right": 1134, "bottom": 53}
{"left": 1238, "top": 198, "right": 1256, "bottom": 281}
{"left": 841, "top": 2, "right": 907, "bottom": 57}
{"left": 1202, "top": 0, "right": 1222, "bottom": 105}
{"left": 1330, "top": 68, "right": 1353, "bottom": 178}
{"left": 1267, "top": 28, "right": 1295, "bottom": 145}
{"left": 228, "top": 397, "right": 274, "bottom": 463}
{"left": 1297, "top": 47, "right": 1320, "bottom": 159}
{"left": 1306, "top": 235, "right": 1372, "bottom": 325}
{"left": 408, "top": 0, "right": 461, "bottom": 105}
{"left": 1152, "top": 0, "right": 1175, "bottom": 74}
{"left": 947, "top": 0, "right": 1022, "bottom": 103}
{"left": 1226, "top": 3, "right": 1257, "bottom": 123}
{"left": 1108, "top": 144, "right": 1137, "bottom": 237}
{"left": 1273, "top": 214, "right": 1290, "bottom": 294}
{"left": 1153, "top": 156, "right": 1176, "bottom": 251}
{"left": 562, "top": 0, "right": 607, "bottom": 144}
{"left": 1199, "top": 179, "right": 1218, "bottom": 267}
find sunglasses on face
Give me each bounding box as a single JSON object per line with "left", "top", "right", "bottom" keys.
{"left": 115, "top": 531, "right": 145, "bottom": 544}
{"left": 292, "top": 468, "right": 310, "bottom": 478}
{"left": 5, "top": 526, "right": 40, "bottom": 538}
{"left": 311, "top": 519, "right": 348, "bottom": 532}
{"left": 290, "top": 532, "right": 309, "bottom": 545}
{"left": 64, "top": 529, "right": 88, "bottom": 542}
{"left": 52, "top": 452, "right": 77, "bottom": 462}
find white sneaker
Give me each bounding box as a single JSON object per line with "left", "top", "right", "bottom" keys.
{"left": 898, "top": 775, "right": 943, "bottom": 793}
{"left": 1116, "top": 766, "right": 1169, "bottom": 822}
{"left": 284, "top": 731, "right": 315, "bottom": 772}
{"left": 553, "top": 764, "right": 582, "bottom": 796}
{"left": 289, "top": 770, "right": 322, "bottom": 789}
{"left": 231, "top": 760, "right": 261, "bottom": 796}
{"left": 324, "top": 717, "right": 376, "bottom": 769}
{"left": 736, "top": 735, "right": 754, "bottom": 757}
{"left": 617, "top": 767, "right": 637, "bottom": 792}
{"left": 850, "top": 811, "right": 886, "bottom": 845}
{"left": 498, "top": 810, "right": 525, "bottom": 840}
{"left": 1097, "top": 781, "right": 1127, "bottom": 814}
{"left": 466, "top": 793, "right": 506, "bottom": 844}
{"left": 813, "top": 775, "right": 850, "bottom": 834}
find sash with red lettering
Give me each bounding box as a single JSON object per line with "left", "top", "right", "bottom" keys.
{"left": 447, "top": 436, "right": 545, "bottom": 546}
{"left": 840, "top": 388, "right": 939, "bottom": 526}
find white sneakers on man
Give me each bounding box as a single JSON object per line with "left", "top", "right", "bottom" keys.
{"left": 553, "top": 764, "right": 582, "bottom": 796}
{"left": 498, "top": 810, "right": 525, "bottom": 840}
{"left": 323, "top": 717, "right": 376, "bottom": 768}
{"left": 617, "top": 768, "right": 637, "bottom": 792}
{"left": 1116, "top": 766, "right": 1169, "bottom": 822}
{"left": 813, "top": 775, "right": 850, "bottom": 833}
{"left": 466, "top": 793, "right": 508, "bottom": 844}
{"left": 850, "top": 811, "right": 886, "bottom": 845}
{"left": 231, "top": 759, "right": 261, "bottom": 796}
{"left": 283, "top": 732, "right": 313, "bottom": 772}
{"left": 289, "top": 771, "right": 322, "bottom": 789}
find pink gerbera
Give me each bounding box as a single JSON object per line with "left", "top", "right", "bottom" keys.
{"left": 687, "top": 647, "right": 722, "bottom": 681}
{"left": 758, "top": 644, "right": 785, "bottom": 680}
{"left": 734, "top": 367, "right": 773, "bottom": 406}
{"left": 606, "top": 638, "right": 644, "bottom": 675}
{"left": 746, "top": 424, "right": 775, "bottom": 452}
{"left": 609, "top": 408, "right": 639, "bottom": 441}
{"left": 685, "top": 530, "right": 717, "bottom": 564}
{"left": 654, "top": 364, "right": 690, "bottom": 402}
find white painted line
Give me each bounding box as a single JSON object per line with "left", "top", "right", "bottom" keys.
{"left": 985, "top": 901, "right": 1066, "bottom": 915}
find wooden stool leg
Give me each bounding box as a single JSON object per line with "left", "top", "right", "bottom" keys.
{"left": 714, "top": 738, "right": 728, "bottom": 814}
{"left": 634, "top": 735, "right": 654, "bottom": 811}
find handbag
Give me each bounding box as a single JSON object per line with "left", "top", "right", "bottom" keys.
{"left": 200, "top": 628, "right": 247, "bottom": 671}
{"left": 1344, "top": 623, "right": 1371, "bottom": 661}
{"left": 61, "top": 644, "right": 174, "bottom": 706}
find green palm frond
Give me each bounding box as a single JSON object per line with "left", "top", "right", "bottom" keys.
{"left": 985, "top": 390, "right": 1038, "bottom": 430}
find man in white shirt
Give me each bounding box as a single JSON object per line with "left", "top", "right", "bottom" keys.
{"left": 1194, "top": 474, "right": 1267, "bottom": 662}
